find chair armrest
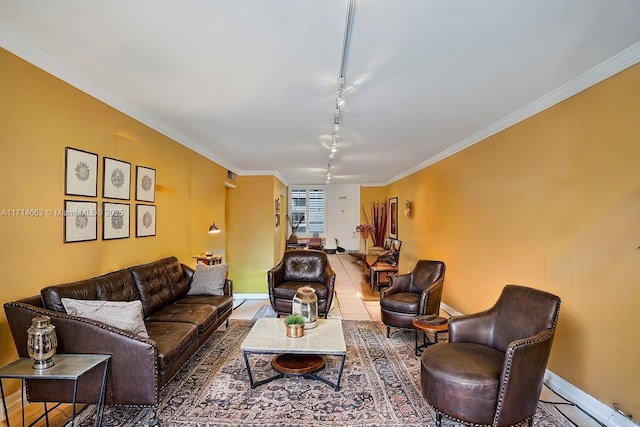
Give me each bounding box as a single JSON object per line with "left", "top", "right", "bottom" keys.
{"left": 448, "top": 308, "right": 497, "bottom": 345}
{"left": 4, "top": 302, "right": 159, "bottom": 405}
{"left": 267, "top": 260, "right": 285, "bottom": 306}
{"left": 418, "top": 277, "right": 444, "bottom": 316}
{"left": 323, "top": 264, "right": 337, "bottom": 318}
{"left": 382, "top": 272, "right": 412, "bottom": 298}
{"left": 494, "top": 328, "right": 556, "bottom": 426}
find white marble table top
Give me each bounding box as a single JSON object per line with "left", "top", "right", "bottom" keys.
{"left": 241, "top": 318, "right": 346, "bottom": 355}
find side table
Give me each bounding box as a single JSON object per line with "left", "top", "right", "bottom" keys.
{"left": 412, "top": 316, "right": 448, "bottom": 356}
{"left": 193, "top": 255, "right": 223, "bottom": 265}
{"left": 0, "top": 354, "right": 111, "bottom": 427}
{"left": 369, "top": 263, "right": 398, "bottom": 292}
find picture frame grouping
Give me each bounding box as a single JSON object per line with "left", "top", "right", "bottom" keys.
{"left": 63, "top": 146, "right": 156, "bottom": 242}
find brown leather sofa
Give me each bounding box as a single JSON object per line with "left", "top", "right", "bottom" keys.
{"left": 267, "top": 249, "right": 336, "bottom": 317}
{"left": 420, "top": 285, "right": 561, "bottom": 427}
{"left": 4, "top": 256, "right": 233, "bottom": 411}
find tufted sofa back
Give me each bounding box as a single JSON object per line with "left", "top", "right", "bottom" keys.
{"left": 41, "top": 269, "right": 138, "bottom": 312}
{"left": 129, "top": 256, "right": 190, "bottom": 317}
{"left": 282, "top": 250, "right": 327, "bottom": 282}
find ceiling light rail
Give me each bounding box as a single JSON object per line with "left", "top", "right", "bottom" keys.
{"left": 325, "top": 0, "right": 355, "bottom": 184}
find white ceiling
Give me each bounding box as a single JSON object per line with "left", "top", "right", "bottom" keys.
{"left": 1, "top": 1, "right": 639, "bottom": 185}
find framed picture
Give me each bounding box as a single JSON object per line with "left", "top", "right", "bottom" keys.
{"left": 136, "top": 204, "right": 156, "bottom": 237}
{"left": 388, "top": 197, "right": 398, "bottom": 239}
{"left": 103, "top": 157, "right": 131, "bottom": 200}
{"left": 103, "top": 202, "right": 130, "bottom": 240}
{"left": 136, "top": 166, "right": 156, "bottom": 202}
{"left": 65, "top": 147, "right": 98, "bottom": 197}
{"left": 64, "top": 200, "right": 98, "bottom": 243}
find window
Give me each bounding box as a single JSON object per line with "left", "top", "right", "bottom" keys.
{"left": 289, "top": 187, "right": 325, "bottom": 235}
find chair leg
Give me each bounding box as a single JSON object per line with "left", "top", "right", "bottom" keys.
{"left": 435, "top": 412, "right": 442, "bottom": 427}
{"left": 527, "top": 418, "right": 533, "bottom": 427}
{"left": 386, "top": 326, "right": 391, "bottom": 338}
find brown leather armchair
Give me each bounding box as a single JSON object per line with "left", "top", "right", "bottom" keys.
{"left": 380, "top": 260, "right": 445, "bottom": 337}
{"left": 421, "top": 285, "right": 561, "bottom": 427}
{"left": 267, "top": 250, "right": 336, "bottom": 318}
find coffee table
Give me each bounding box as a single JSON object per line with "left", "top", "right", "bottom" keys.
{"left": 241, "top": 318, "right": 347, "bottom": 391}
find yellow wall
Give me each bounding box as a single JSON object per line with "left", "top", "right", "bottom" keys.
{"left": 0, "top": 49, "right": 227, "bottom": 369}
{"left": 385, "top": 64, "right": 640, "bottom": 415}
{"left": 227, "top": 175, "right": 286, "bottom": 294}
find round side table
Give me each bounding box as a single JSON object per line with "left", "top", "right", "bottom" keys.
{"left": 412, "top": 316, "right": 448, "bottom": 356}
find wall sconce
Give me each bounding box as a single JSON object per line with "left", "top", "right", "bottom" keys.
{"left": 208, "top": 222, "right": 221, "bottom": 234}
{"left": 403, "top": 200, "right": 412, "bottom": 218}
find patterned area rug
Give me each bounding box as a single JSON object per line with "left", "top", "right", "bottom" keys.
{"left": 75, "top": 320, "right": 572, "bottom": 426}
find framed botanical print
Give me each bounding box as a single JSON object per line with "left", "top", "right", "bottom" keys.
{"left": 64, "top": 200, "right": 98, "bottom": 243}
{"left": 136, "top": 204, "right": 156, "bottom": 237}
{"left": 103, "top": 202, "right": 130, "bottom": 240}
{"left": 136, "top": 166, "right": 156, "bottom": 202}
{"left": 103, "top": 157, "right": 131, "bottom": 200}
{"left": 65, "top": 147, "right": 98, "bottom": 197}
{"left": 388, "top": 197, "right": 398, "bottom": 239}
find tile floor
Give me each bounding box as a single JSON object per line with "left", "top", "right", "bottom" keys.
{"left": 231, "top": 253, "right": 381, "bottom": 321}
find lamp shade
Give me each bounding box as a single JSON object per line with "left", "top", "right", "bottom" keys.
{"left": 208, "top": 222, "right": 221, "bottom": 234}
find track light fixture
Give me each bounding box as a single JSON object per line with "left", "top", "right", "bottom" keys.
{"left": 323, "top": 0, "right": 354, "bottom": 184}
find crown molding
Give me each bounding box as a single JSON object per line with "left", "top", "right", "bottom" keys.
{"left": 0, "top": 24, "right": 239, "bottom": 173}
{"left": 387, "top": 41, "right": 640, "bottom": 186}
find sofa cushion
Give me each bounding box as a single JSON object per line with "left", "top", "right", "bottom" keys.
{"left": 145, "top": 321, "right": 199, "bottom": 371}
{"left": 271, "top": 281, "right": 329, "bottom": 300}
{"left": 61, "top": 298, "right": 149, "bottom": 338}
{"left": 146, "top": 304, "right": 218, "bottom": 334}
{"left": 188, "top": 263, "right": 228, "bottom": 296}
{"left": 176, "top": 294, "right": 233, "bottom": 315}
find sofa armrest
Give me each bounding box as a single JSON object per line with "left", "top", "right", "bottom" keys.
{"left": 223, "top": 278, "right": 233, "bottom": 296}
{"left": 4, "top": 301, "right": 159, "bottom": 405}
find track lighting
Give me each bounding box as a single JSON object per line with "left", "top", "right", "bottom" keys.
{"left": 323, "top": 0, "right": 354, "bottom": 184}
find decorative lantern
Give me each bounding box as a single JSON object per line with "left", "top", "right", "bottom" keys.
{"left": 27, "top": 315, "right": 57, "bottom": 370}
{"left": 292, "top": 286, "right": 318, "bottom": 329}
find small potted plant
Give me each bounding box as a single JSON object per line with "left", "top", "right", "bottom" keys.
{"left": 283, "top": 314, "right": 305, "bottom": 338}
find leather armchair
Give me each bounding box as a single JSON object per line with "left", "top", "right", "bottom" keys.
{"left": 267, "top": 250, "right": 336, "bottom": 318}
{"left": 421, "top": 285, "right": 561, "bottom": 427}
{"left": 380, "top": 260, "right": 445, "bottom": 337}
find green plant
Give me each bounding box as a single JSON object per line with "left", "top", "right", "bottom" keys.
{"left": 283, "top": 314, "right": 305, "bottom": 326}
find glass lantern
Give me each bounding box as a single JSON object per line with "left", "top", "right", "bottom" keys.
{"left": 292, "top": 286, "right": 318, "bottom": 329}
{"left": 27, "top": 315, "right": 57, "bottom": 369}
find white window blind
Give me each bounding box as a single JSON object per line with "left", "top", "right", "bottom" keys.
{"left": 289, "top": 187, "right": 325, "bottom": 235}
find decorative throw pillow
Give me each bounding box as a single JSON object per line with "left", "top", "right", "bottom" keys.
{"left": 188, "top": 263, "right": 229, "bottom": 296}
{"left": 61, "top": 298, "right": 149, "bottom": 338}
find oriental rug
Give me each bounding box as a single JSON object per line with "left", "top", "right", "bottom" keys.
{"left": 75, "top": 320, "right": 571, "bottom": 426}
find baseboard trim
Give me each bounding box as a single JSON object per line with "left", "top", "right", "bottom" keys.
{"left": 544, "top": 371, "right": 638, "bottom": 427}
{"left": 233, "top": 293, "right": 268, "bottom": 300}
